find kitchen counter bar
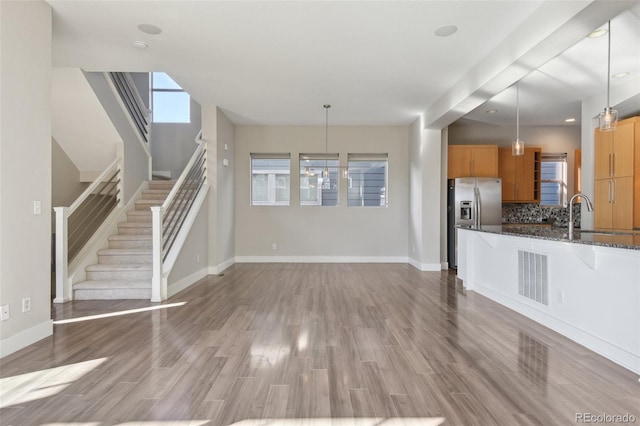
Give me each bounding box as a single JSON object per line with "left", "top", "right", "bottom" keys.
{"left": 457, "top": 226, "right": 640, "bottom": 375}
{"left": 465, "top": 224, "right": 640, "bottom": 250}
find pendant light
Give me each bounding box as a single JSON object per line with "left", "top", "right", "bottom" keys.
{"left": 512, "top": 82, "right": 524, "bottom": 156}
{"left": 323, "top": 104, "right": 330, "bottom": 179}
{"left": 598, "top": 21, "right": 618, "bottom": 131}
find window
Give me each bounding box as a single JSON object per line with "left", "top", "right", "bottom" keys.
{"left": 251, "top": 154, "right": 291, "bottom": 206}
{"left": 540, "top": 153, "right": 567, "bottom": 206}
{"left": 347, "top": 154, "right": 388, "bottom": 207}
{"left": 299, "top": 154, "right": 339, "bottom": 206}
{"left": 151, "top": 72, "right": 190, "bottom": 123}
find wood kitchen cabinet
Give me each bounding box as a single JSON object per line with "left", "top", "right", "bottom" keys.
{"left": 447, "top": 145, "right": 498, "bottom": 178}
{"left": 594, "top": 116, "right": 638, "bottom": 230}
{"left": 498, "top": 147, "right": 541, "bottom": 203}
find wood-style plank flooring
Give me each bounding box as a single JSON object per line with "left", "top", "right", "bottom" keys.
{"left": 1, "top": 264, "right": 639, "bottom": 425}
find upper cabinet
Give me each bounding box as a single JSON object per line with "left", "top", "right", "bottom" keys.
{"left": 498, "top": 147, "right": 541, "bottom": 203}
{"left": 594, "top": 116, "right": 638, "bottom": 230}
{"left": 594, "top": 120, "right": 634, "bottom": 179}
{"left": 448, "top": 145, "right": 498, "bottom": 179}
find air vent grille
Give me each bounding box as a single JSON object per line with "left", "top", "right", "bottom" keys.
{"left": 518, "top": 250, "right": 548, "bottom": 306}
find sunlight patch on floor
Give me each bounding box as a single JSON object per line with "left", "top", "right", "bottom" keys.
{"left": 232, "top": 418, "right": 446, "bottom": 425}
{"left": 0, "top": 357, "right": 107, "bottom": 407}
{"left": 53, "top": 302, "right": 187, "bottom": 325}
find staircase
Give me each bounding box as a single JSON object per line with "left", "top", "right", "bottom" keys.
{"left": 73, "top": 180, "right": 175, "bottom": 300}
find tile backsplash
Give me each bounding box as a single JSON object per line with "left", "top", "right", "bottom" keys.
{"left": 502, "top": 203, "right": 581, "bottom": 228}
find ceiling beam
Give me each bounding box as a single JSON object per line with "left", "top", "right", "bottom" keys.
{"left": 424, "top": 0, "right": 636, "bottom": 130}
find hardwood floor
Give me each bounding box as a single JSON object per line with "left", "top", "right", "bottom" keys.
{"left": 2, "top": 264, "right": 639, "bottom": 425}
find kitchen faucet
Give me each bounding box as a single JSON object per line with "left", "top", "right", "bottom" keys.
{"left": 568, "top": 193, "right": 593, "bottom": 239}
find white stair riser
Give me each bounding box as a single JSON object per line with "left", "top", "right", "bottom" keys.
{"left": 74, "top": 289, "right": 151, "bottom": 300}
{"left": 98, "top": 254, "right": 152, "bottom": 264}
{"left": 87, "top": 269, "right": 152, "bottom": 280}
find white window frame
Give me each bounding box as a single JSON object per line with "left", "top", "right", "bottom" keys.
{"left": 299, "top": 154, "right": 340, "bottom": 207}
{"left": 347, "top": 154, "right": 389, "bottom": 207}
{"left": 540, "top": 153, "right": 567, "bottom": 207}
{"left": 250, "top": 153, "right": 291, "bottom": 206}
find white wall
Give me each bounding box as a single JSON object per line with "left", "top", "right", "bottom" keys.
{"left": 408, "top": 118, "right": 423, "bottom": 267}
{"left": 51, "top": 138, "right": 87, "bottom": 209}
{"left": 448, "top": 123, "right": 581, "bottom": 197}
{"left": 234, "top": 126, "right": 409, "bottom": 261}
{"left": 0, "top": 1, "right": 53, "bottom": 356}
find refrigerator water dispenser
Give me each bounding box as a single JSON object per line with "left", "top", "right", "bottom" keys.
{"left": 460, "top": 201, "right": 472, "bottom": 220}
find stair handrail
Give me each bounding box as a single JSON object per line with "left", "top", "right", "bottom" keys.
{"left": 151, "top": 130, "right": 206, "bottom": 302}
{"left": 107, "top": 72, "right": 150, "bottom": 144}
{"left": 54, "top": 157, "right": 123, "bottom": 303}
{"left": 69, "top": 157, "right": 122, "bottom": 214}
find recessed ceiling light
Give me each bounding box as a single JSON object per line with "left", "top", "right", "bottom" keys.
{"left": 132, "top": 41, "right": 148, "bottom": 49}
{"left": 587, "top": 28, "right": 608, "bottom": 38}
{"left": 565, "top": 118, "right": 576, "bottom": 123}
{"left": 137, "top": 24, "right": 162, "bottom": 35}
{"left": 434, "top": 25, "right": 458, "bottom": 37}
{"left": 486, "top": 109, "right": 498, "bottom": 114}
{"left": 612, "top": 72, "right": 629, "bottom": 79}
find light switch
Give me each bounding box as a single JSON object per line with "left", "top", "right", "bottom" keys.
{"left": 224, "top": 144, "right": 228, "bottom": 151}
{"left": 223, "top": 159, "right": 229, "bottom": 167}
{"left": 33, "top": 200, "right": 42, "bottom": 215}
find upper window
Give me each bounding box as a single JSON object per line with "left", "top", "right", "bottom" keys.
{"left": 299, "top": 154, "right": 339, "bottom": 206}
{"left": 540, "top": 153, "right": 567, "bottom": 206}
{"left": 251, "top": 154, "right": 291, "bottom": 206}
{"left": 347, "top": 154, "right": 388, "bottom": 207}
{"left": 151, "top": 72, "right": 190, "bottom": 123}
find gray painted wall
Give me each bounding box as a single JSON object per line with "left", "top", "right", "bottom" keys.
{"left": 83, "top": 72, "right": 150, "bottom": 202}
{"left": 150, "top": 97, "right": 202, "bottom": 179}
{"left": 0, "top": 1, "right": 52, "bottom": 350}
{"left": 215, "top": 109, "right": 235, "bottom": 267}
{"left": 234, "top": 125, "right": 409, "bottom": 259}
{"left": 51, "top": 137, "right": 87, "bottom": 227}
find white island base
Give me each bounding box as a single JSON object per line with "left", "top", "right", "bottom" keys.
{"left": 457, "top": 227, "right": 640, "bottom": 375}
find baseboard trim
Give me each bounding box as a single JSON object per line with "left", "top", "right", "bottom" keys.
{"left": 208, "top": 258, "right": 235, "bottom": 275}
{"left": 408, "top": 258, "right": 442, "bottom": 271}
{"left": 235, "top": 256, "right": 409, "bottom": 264}
{"left": 1, "top": 320, "right": 53, "bottom": 358}
{"left": 168, "top": 267, "right": 209, "bottom": 298}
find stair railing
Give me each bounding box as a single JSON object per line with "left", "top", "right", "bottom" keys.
{"left": 151, "top": 131, "right": 207, "bottom": 302}
{"left": 107, "top": 72, "right": 150, "bottom": 145}
{"left": 54, "top": 157, "right": 123, "bottom": 303}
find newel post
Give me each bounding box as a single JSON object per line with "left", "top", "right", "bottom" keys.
{"left": 150, "top": 206, "right": 164, "bottom": 302}
{"left": 53, "top": 207, "right": 70, "bottom": 303}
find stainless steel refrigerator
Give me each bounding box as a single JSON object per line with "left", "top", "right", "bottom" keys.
{"left": 447, "top": 177, "right": 502, "bottom": 269}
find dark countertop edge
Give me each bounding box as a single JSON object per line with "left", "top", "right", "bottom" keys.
{"left": 458, "top": 225, "right": 640, "bottom": 251}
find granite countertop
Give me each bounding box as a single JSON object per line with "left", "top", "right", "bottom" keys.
{"left": 459, "top": 224, "right": 640, "bottom": 251}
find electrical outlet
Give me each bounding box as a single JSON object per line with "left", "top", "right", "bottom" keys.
{"left": 22, "top": 297, "right": 31, "bottom": 313}
{"left": 196, "top": 254, "right": 200, "bottom": 263}
{"left": 558, "top": 290, "right": 565, "bottom": 304}
{"left": 33, "top": 200, "right": 41, "bottom": 215}
{"left": 1, "top": 304, "right": 9, "bottom": 321}
{"left": 272, "top": 243, "right": 277, "bottom": 250}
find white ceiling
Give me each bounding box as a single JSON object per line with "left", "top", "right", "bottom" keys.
{"left": 48, "top": 1, "right": 640, "bottom": 127}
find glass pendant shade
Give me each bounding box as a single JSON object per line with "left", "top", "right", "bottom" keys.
{"left": 599, "top": 107, "right": 618, "bottom": 131}
{"left": 323, "top": 166, "right": 329, "bottom": 178}
{"left": 512, "top": 139, "right": 524, "bottom": 156}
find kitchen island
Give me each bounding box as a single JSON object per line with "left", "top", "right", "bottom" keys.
{"left": 457, "top": 225, "right": 640, "bottom": 375}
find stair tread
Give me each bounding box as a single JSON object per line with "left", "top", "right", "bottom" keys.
{"left": 86, "top": 264, "right": 152, "bottom": 271}
{"left": 119, "top": 222, "right": 152, "bottom": 227}
{"left": 98, "top": 248, "right": 151, "bottom": 255}
{"left": 74, "top": 280, "right": 151, "bottom": 290}
{"left": 109, "top": 234, "right": 152, "bottom": 240}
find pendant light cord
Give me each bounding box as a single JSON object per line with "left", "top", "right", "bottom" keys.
{"left": 606, "top": 21, "right": 611, "bottom": 109}
{"left": 516, "top": 83, "right": 520, "bottom": 141}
